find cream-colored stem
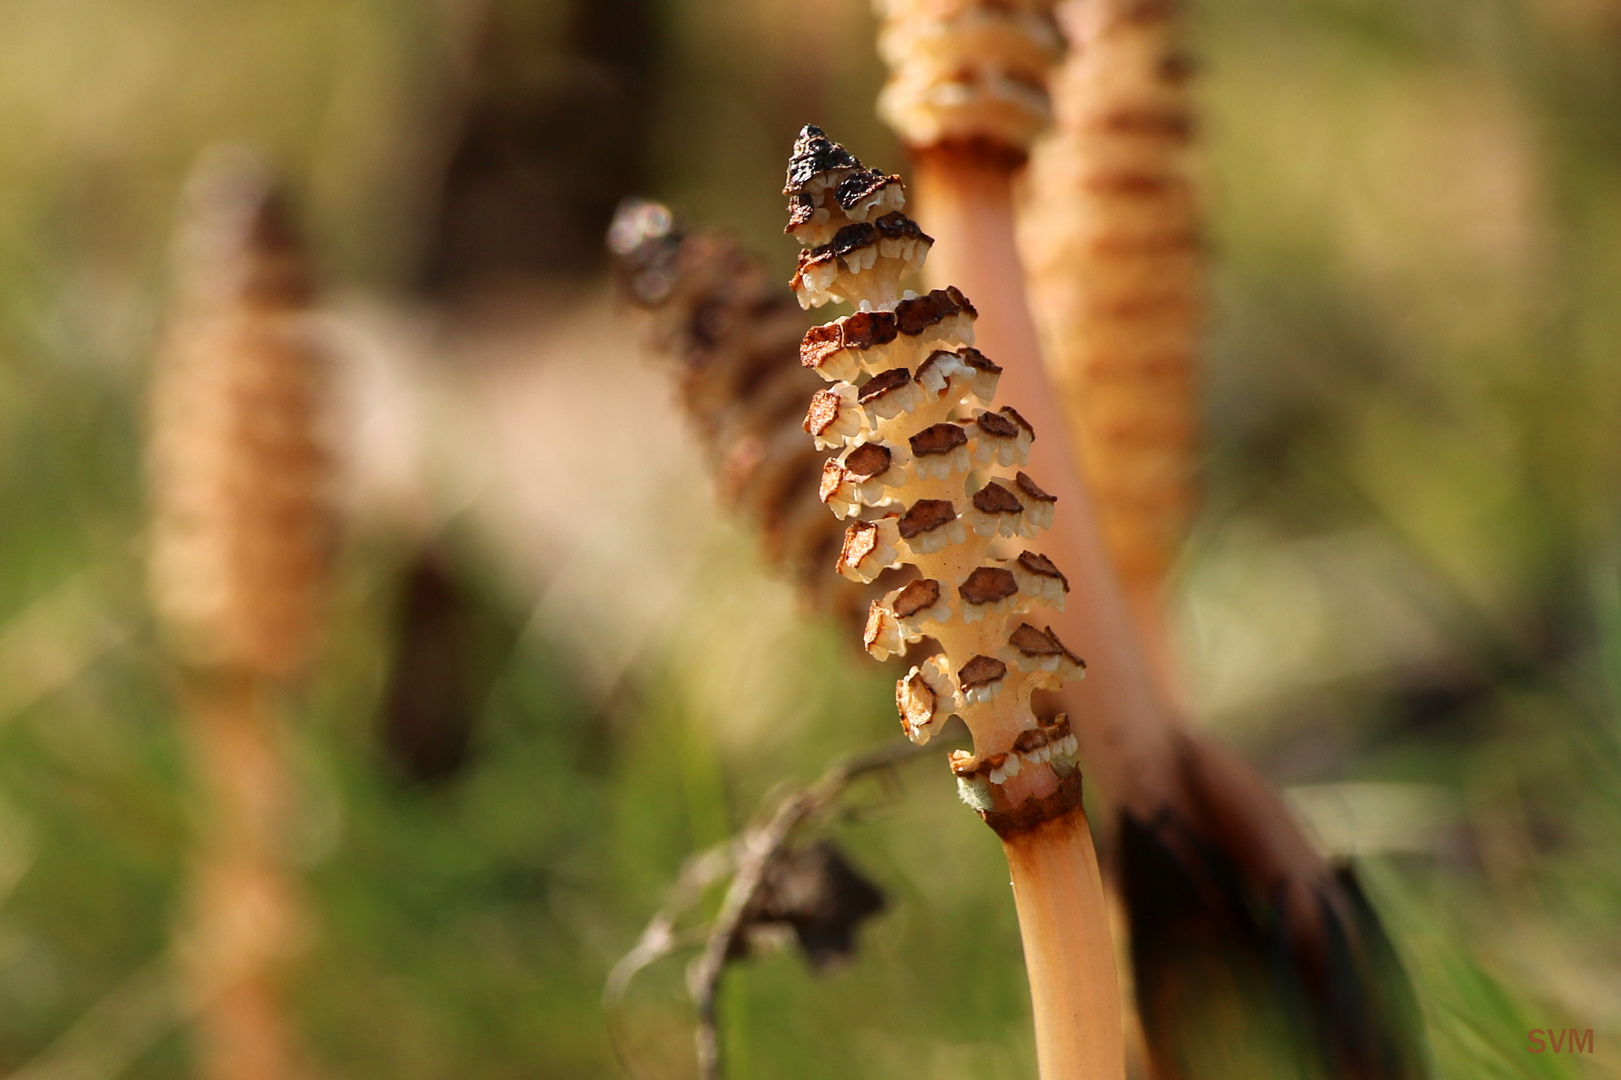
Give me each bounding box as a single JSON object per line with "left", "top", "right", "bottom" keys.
{"left": 183, "top": 675, "right": 306, "bottom": 1080}
{"left": 1002, "top": 804, "right": 1125, "bottom": 1080}
{"left": 912, "top": 152, "right": 1178, "bottom": 816}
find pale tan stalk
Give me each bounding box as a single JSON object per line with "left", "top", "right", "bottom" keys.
{"left": 148, "top": 148, "right": 330, "bottom": 1080}
{"left": 1002, "top": 808, "right": 1123, "bottom": 1080}
{"left": 181, "top": 676, "right": 306, "bottom": 1080}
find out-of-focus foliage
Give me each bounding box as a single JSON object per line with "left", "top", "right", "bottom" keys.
{"left": 0, "top": 0, "right": 1618, "bottom": 1077}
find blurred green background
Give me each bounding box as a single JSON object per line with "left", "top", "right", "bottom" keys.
{"left": 1, "top": 0, "right": 1619, "bottom": 1077}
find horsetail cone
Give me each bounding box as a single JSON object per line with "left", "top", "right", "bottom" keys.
{"left": 608, "top": 199, "right": 893, "bottom": 629}
{"left": 147, "top": 150, "right": 333, "bottom": 682}
{"left": 1022, "top": 0, "right": 1201, "bottom": 599}
{"left": 788, "top": 126, "right": 1085, "bottom": 814}
{"left": 146, "top": 149, "right": 330, "bottom": 1080}
{"left": 875, "top": 0, "right": 1065, "bottom": 159}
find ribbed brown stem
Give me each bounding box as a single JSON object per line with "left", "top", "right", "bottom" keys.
{"left": 1000, "top": 803, "right": 1124, "bottom": 1080}
{"left": 180, "top": 676, "right": 306, "bottom": 1080}
{"left": 911, "top": 149, "right": 1180, "bottom": 817}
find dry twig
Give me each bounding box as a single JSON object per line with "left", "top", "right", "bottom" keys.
{"left": 605, "top": 739, "right": 923, "bottom": 1080}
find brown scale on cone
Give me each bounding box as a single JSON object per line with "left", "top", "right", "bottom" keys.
{"left": 786, "top": 126, "right": 1085, "bottom": 794}
{"left": 876, "top": 0, "right": 1067, "bottom": 160}
{"left": 973, "top": 481, "right": 1023, "bottom": 515}
{"left": 147, "top": 149, "right": 334, "bottom": 683}
{"left": 1021, "top": 0, "right": 1201, "bottom": 598}
{"left": 609, "top": 198, "right": 901, "bottom": 626}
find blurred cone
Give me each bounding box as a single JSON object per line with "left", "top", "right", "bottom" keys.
{"left": 608, "top": 198, "right": 906, "bottom": 629}
{"left": 1021, "top": 0, "right": 1200, "bottom": 640}
{"left": 149, "top": 146, "right": 332, "bottom": 682}
{"left": 147, "top": 146, "right": 333, "bottom": 1080}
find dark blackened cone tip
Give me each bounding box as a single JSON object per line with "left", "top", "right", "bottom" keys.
{"left": 180, "top": 144, "right": 312, "bottom": 305}
{"left": 785, "top": 125, "right": 862, "bottom": 195}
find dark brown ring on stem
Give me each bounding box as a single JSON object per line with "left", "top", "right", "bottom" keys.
{"left": 910, "top": 138, "right": 1033, "bottom": 172}
{"left": 980, "top": 768, "right": 1085, "bottom": 839}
